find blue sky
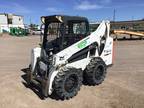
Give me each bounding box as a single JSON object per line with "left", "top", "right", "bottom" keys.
{"left": 0, "top": 0, "right": 144, "bottom": 24}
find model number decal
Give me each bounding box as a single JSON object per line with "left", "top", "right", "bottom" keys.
{"left": 77, "top": 38, "right": 89, "bottom": 49}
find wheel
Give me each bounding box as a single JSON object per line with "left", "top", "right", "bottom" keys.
{"left": 27, "top": 64, "right": 32, "bottom": 85}
{"left": 84, "top": 58, "right": 107, "bottom": 85}
{"left": 53, "top": 67, "right": 83, "bottom": 100}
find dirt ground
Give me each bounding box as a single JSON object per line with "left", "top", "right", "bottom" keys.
{"left": 0, "top": 35, "right": 144, "bottom": 108}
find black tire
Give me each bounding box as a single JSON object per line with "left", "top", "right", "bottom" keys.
{"left": 53, "top": 67, "right": 83, "bottom": 100}
{"left": 84, "top": 58, "right": 107, "bottom": 86}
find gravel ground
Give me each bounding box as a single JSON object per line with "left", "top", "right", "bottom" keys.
{"left": 0, "top": 35, "right": 144, "bottom": 108}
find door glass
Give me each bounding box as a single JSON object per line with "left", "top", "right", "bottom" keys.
{"left": 73, "top": 22, "right": 86, "bottom": 34}
{"left": 47, "top": 23, "right": 61, "bottom": 42}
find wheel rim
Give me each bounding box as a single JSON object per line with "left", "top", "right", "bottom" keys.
{"left": 95, "top": 65, "right": 104, "bottom": 80}
{"left": 64, "top": 74, "right": 78, "bottom": 93}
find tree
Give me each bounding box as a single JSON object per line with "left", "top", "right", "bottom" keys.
{"left": 29, "top": 24, "right": 39, "bottom": 30}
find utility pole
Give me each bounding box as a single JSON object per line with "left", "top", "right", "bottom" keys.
{"left": 132, "top": 16, "right": 134, "bottom": 30}
{"left": 113, "top": 9, "right": 116, "bottom": 22}
{"left": 30, "top": 17, "right": 32, "bottom": 25}
{"left": 132, "top": 16, "right": 134, "bottom": 21}
{"left": 113, "top": 9, "right": 117, "bottom": 40}
{"left": 112, "top": 9, "right": 116, "bottom": 30}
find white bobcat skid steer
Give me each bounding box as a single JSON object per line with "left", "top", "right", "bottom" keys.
{"left": 27, "top": 15, "right": 113, "bottom": 100}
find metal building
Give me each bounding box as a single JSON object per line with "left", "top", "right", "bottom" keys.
{"left": 90, "top": 20, "right": 144, "bottom": 32}
{"left": 111, "top": 20, "right": 144, "bottom": 31}
{"left": 0, "top": 13, "right": 24, "bottom": 33}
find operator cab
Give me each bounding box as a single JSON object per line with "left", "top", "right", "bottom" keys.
{"left": 41, "top": 15, "right": 89, "bottom": 54}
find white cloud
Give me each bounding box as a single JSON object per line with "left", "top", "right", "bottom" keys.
{"left": 46, "top": 7, "right": 62, "bottom": 12}
{"left": 12, "top": 3, "right": 31, "bottom": 14}
{"left": 100, "top": 0, "right": 111, "bottom": 4}
{"left": 0, "top": 3, "right": 31, "bottom": 14}
{"left": 75, "top": 1, "right": 102, "bottom": 10}
{"left": 105, "top": 3, "right": 144, "bottom": 9}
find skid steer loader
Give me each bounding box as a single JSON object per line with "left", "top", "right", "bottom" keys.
{"left": 27, "top": 15, "right": 114, "bottom": 100}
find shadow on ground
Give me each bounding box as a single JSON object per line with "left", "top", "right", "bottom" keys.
{"left": 114, "top": 37, "right": 144, "bottom": 41}
{"left": 21, "top": 68, "right": 60, "bottom": 100}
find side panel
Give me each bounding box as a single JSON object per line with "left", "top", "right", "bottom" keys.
{"left": 100, "top": 37, "right": 113, "bottom": 65}
{"left": 99, "top": 21, "right": 113, "bottom": 65}
{"left": 66, "top": 57, "right": 91, "bottom": 70}
{"left": 0, "top": 14, "right": 7, "bottom": 25}
{"left": 0, "top": 15, "right": 9, "bottom": 33}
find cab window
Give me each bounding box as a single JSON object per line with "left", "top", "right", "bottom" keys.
{"left": 72, "top": 22, "right": 87, "bottom": 34}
